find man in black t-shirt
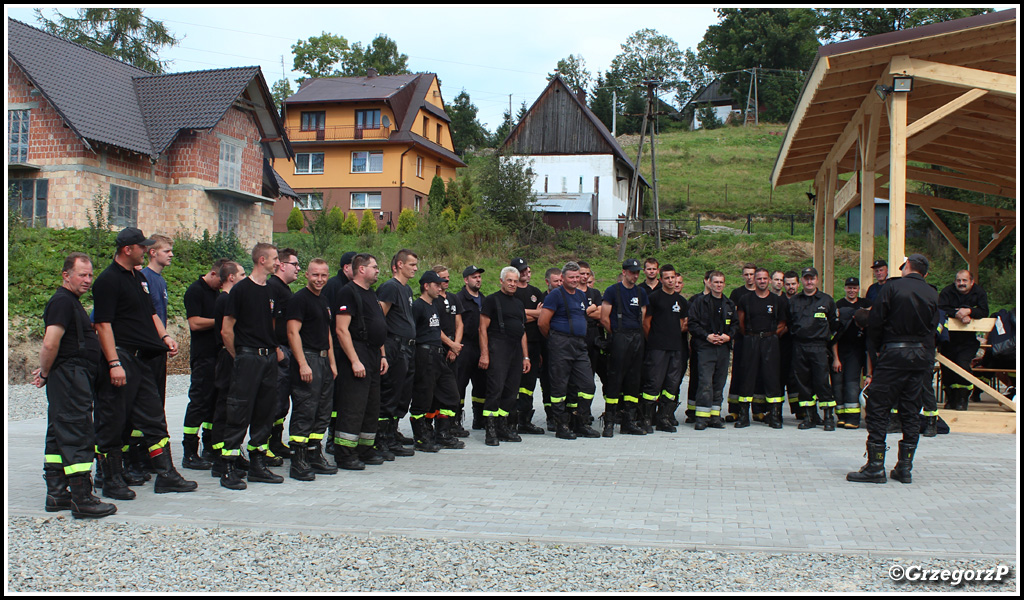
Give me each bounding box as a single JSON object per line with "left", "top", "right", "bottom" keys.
{"left": 33, "top": 253, "right": 116, "bottom": 518}
{"left": 641, "top": 264, "right": 688, "bottom": 433}
{"left": 511, "top": 258, "right": 547, "bottom": 435}
{"left": 220, "top": 242, "right": 284, "bottom": 490}
{"left": 286, "top": 258, "right": 339, "bottom": 481}
{"left": 432, "top": 266, "right": 469, "bottom": 437}
{"left": 267, "top": 248, "right": 300, "bottom": 461}
{"left": 736, "top": 268, "right": 789, "bottom": 429}
{"left": 208, "top": 261, "right": 245, "bottom": 478}
{"left": 478, "top": 266, "right": 531, "bottom": 446}
{"left": 334, "top": 253, "right": 390, "bottom": 469}
{"left": 833, "top": 277, "right": 871, "bottom": 428}
{"left": 93, "top": 227, "right": 196, "bottom": 499}
{"left": 376, "top": 249, "right": 419, "bottom": 457}
{"left": 455, "top": 266, "right": 487, "bottom": 429}
{"left": 727, "top": 263, "right": 757, "bottom": 423}
{"left": 180, "top": 258, "right": 228, "bottom": 470}
{"left": 600, "top": 258, "right": 649, "bottom": 437}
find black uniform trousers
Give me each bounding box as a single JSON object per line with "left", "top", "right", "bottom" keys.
{"left": 604, "top": 329, "right": 644, "bottom": 408}
{"left": 456, "top": 340, "right": 487, "bottom": 408}
{"left": 864, "top": 345, "right": 931, "bottom": 445}
{"left": 222, "top": 349, "right": 277, "bottom": 457}
{"left": 694, "top": 343, "right": 731, "bottom": 416}
{"left": 45, "top": 357, "right": 98, "bottom": 476}
{"left": 792, "top": 340, "right": 836, "bottom": 409}
{"left": 183, "top": 355, "right": 217, "bottom": 438}
{"left": 289, "top": 351, "right": 334, "bottom": 445}
{"left": 737, "top": 335, "right": 784, "bottom": 404}
{"left": 569, "top": 340, "right": 604, "bottom": 417}
{"left": 832, "top": 346, "right": 864, "bottom": 415}
{"left": 939, "top": 336, "right": 979, "bottom": 390}
{"left": 686, "top": 340, "right": 700, "bottom": 412}
{"left": 209, "top": 348, "right": 234, "bottom": 456}
{"left": 642, "top": 349, "right": 684, "bottom": 404}
{"left": 95, "top": 348, "right": 170, "bottom": 456}
{"left": 275, "top": 345, "right": 293, "bottom": 427}
{"left": 379, "top": 336, "right": 416, "bottom": 421}
{"left": 334, "top": 343, "right": 381, "bottom": 450}
{"left": 546, "top": 331, "right": 596, "bottom": 414}
{"left": 517, "top": 340, "right": 543, "bottom": 412}
{"left": 412, "top": 345, "right": 461, "bottom": 418}
{"left": 727, "top": 331, "right": 745, "bottom": 412}
{"left": 483, "top": 337, "right": 523, "bottom": 417}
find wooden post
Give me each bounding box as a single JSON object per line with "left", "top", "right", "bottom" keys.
{"left": 968, "top": 218, "right": 980, "bottom": 278}
{"left": 618, "top": 89, "right": 649, "bottom": 262}
{"left": 823, "top": 166, "right": 837, "bottom": 296}
{"left": 648, "top": 83, "right": 662, "bottom": 251}
{"left": 860, "top": 106, "right": 880, "bottom": 288}
{"left": 813, "top": 175, "right": 824, "bottom": 273}
{"left": 887, "top": 89, "right": 908, "bottom": 269}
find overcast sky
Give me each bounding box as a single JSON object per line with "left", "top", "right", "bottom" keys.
{"left": 6, "top": 5, "right": 721, "bottom": 130}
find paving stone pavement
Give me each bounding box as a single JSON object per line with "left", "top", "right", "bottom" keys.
{"left": 6, "top": 387, "right": 1017, "bottom": 559}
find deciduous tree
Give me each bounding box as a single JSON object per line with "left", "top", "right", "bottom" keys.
{"left": 548, "top": 54, "right": 592, "bottom": 93}
{"left": 34, "top": 8, "right": 179, "bottom": 73}
{"left": 815, "top": 8, "right": 993, "bottom": 42}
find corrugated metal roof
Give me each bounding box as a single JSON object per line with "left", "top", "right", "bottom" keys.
{"left": 532, "top": 193, "right": 594, "bottom": 213}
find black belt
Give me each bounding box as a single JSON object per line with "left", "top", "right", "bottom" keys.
{"left": 419, "top": 345, "right": 446, "bottom": 355}
{"left": 551, "top": 329, "right": 586, "bottom": 339}
{"left": 884, "top": 342, "right": 924, "bottom": 350}
{"left": 237, "top": 346, "right": 274, "bottom": 356}
{"left": 304, "top": 349, "right": 330, "bottom": 358}
{"left": 749, "top": 331, "right": 776, "bottom": 338}
{"left": 388, "top": 334, "right": 416, "bottom": 346}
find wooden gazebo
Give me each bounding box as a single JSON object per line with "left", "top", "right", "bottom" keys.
{"left": 771, "top": 10, "right": 1017, "bottom": 294}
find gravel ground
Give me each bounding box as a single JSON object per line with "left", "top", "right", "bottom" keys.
{"left": 7, "top": 376, "right": 1017, "bottom": 593}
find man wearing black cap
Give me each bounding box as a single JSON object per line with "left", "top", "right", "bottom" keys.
{"left": 410, "top": 270, "right": 466, "bottom": 451}
{"left": 92, "top": 227, "right": 196, "bottom": 499}
{"left": 599, "top": 258, "right": 649, "bottom": 436}
{"left": 848, "top": 254, "right": 938, "bottom": 484}
{"left": 511, "top": 258, "right": 547, "bottom": 435}
{"left": 456, "top": 265, "right": 487, "bottom": 430}
{"left": 938, "top": 270, "right": 989, "bottom": 411}
{"left": 833, "top": 277, "right": 871, "bottom": 428}
{"left": 787, "top": 267, "right": 840, "bottom": 431}
{"left": 865, "top": 259, "right": 888, "bottom": 304}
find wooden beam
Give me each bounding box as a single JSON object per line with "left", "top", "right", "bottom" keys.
{"left": 860, "top": 106, "right": 881, "bottom": 288}
{"left": 833, "top": 175, "right": 860, "bottom": 218}
{"left": 874, "top": 123, "right": 955, "bottom": 170}
{"left": 772, "top": 56, "right": 831, "bottom": 189}
{"left": 968, "top": 220, "right": 980, "bottom": 277}
{"left": 906, "top": 88, "right": 988, "bottom": 138}
{"left": 890, "top": 56, "right": 1017, "bottom": 98}
{"left": 887, "top": 87, "right": 908, "bottom": 270}
{"left": 978, "top": 224, "right": 1015, "bottom": 263}
{"left": 920, "top": 206, "right": 968, "bottom": 262}
{"left": 936, "top": 353, "right": 1015, "bottom": 412}
{"left": 813, "top": 174, "right": 824, "bottom": 272}
{"left": 905, "top": 165, "right": 1016, "bottom": 198}
{"left": 875, "top": 188, "right": 1017, "bottom": 218}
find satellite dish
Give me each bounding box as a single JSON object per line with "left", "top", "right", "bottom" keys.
{"left": 382, "top": 115, "right": 391, "bottom": 128}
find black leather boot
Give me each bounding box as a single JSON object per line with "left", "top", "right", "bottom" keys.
{"left": 484, "top": 416, "right": 500, "bottom": 446}
{"left": 411, "top": 418, "right": 441, "bottom": 453}
{"left": 847, "top": 442, "right": 887, "bottom": 483}
{"left": 308, "top": 441, "right": 339, "bottom": 474}
{"left": 519, "top": 409, "right": 546, "bottom": 435}
{"left": 388, "top": 420, "right": 416, "bottom": 457}
{"left": 123, "top": 444, "right": 150, "bottom": 486}
{"left": 452, "top": 408, "right": 471, "bottom": 437}
{"left": 844, "top": 411, "right": 861, "bottom": 430}
{"left": 247, "top": 450, "right": 284, "bottom": 484}
{"left": 435, "top": 417, "right": 466, "bottom": 449}
{"left": 620, "top": 404, "right": 646, "bottom": 435}
{"left": 694, "top": 416, "right": 709, "bottom": 431}
{"left": 290, "top": 444, "right": 316, "bottom": 480}
{"left": 101, "top": 450, "right": 136, "bottom": 500}
{"left": 335, "top": 445, "right": 367, "bottom": 470}
{"left": 497, "top": 415, "right": 522, "bottom": 442}
{"left": 769, "top": 403, "right": 783, "bottom": 429}
{"left": 151, "top": 447, "right": 199, "bottom": 493}
{"left": 572, "top": 411, "right": 601, "bottom": 438}
{"left": 822, "top": 406, "right": 836, "bottom": 432}
{"left": 220, "top": 458, "right": 247, "bottom": 490}
{"left": 798, "top": 406, "right": 818, "bottom": 430}
{"left": 472, "top": 402, "right": 485, "bottom": 430}
{"left": 555, "top": 409, "right": 577, "bottom": 440}
{"left": 708, "top": 414, "right": 725, "bottom": 429}
{"left": 601, "top": 406, "right": 617, "bottom": 438}
{"left": 921, "top": 415, "right": 938, "bottom": 438}
{"left": 181, "top": 435, "right": 213, "bottom": 470}
{"left": 44, "top": 466, "right": 73, "bottom": 512}
{"left": 68, "top": 474, "right": 117, "bottom": 519}
{"left": 956, "top": 388, "right": 971, "bottom": 411}
{"left": 734, "top": 403, "right": 751, "bottom": 429}
{"left": 545, "top": 405, "right": 557, "bottom": 432}
{"left": 393, "top": 418, "right": 415, "bottom": 446}
{"left": 372, "top": 420, "right": 397, "bottom": 461}
{"left": 200, "top": 429, "right": 215, "bottom": 462}
{"left": 890, "top": 441, "right": 917, "bottom": 484}
{"left": 269, "top": 422, "right": 292, "bottom": 459}
{"left": 655, "top": 401, "right": 678, "bottom": 432}
{"left": 357, "top": 441, "right": 387, "bottom": 465}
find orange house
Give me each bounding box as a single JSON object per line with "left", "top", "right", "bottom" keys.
{"left": 275, "top": 69, "right": 466, "bottom": 231}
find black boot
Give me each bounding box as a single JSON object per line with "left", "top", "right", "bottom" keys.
{"left": 220, "top": 458, "right": 247, "bottom": 490}
{"left": 200, "top": 429, "right": 215, "bottom": 462}
{"left": 545, "top": 405, "right": 557, "bottom": 432}
{"left": 308, "top": 441, "right": 339, "bottom": 474}
{"left": 152, "top": 447, "right": 199, "bottom": 493}
{"left": 269, "top": 422, "right": 292, "bottom": 459}
{"left": 124, "top": 444, "right": 150, "bottom": 486}
{"left": 290, "top": 445, "right": 316, "bottom": 480}
{"left": 708, "top": 414, "right": 725, "bottom": 429}
{"left": 684, "top": 407, "right": 696, "bottom": 424}
{"left": 411, "top": 418, "right": 441, "bottom": 453}
{"left": 393, "top": 418, "right": 415, "bottom": 446}
{"left": 572, "top": 411, "right": 601, "bottom": 438}
{"left": 844, "top": 411, "right": 861, "bottom": 430}
{"left": 822, "top": 406, "right": 836, "bottom": 432}
{"left": 181, "top": 435, "right": 213, "bottom": 470}
{"left": 555, "top": 409, "right": 577, "bottom": 440}
{"left": 890, "top": 441, "right": 917, "bottom": 484}
{"left": 601, "top": 406, "right": 617, "bottom": 438}
{"left": 472, "top": 402, "right": 485, "bottom": 430}
{"left": 372, "top": 421, "right": 397, "bottom": 461}
{"left": 666, "top": 399, "right": 680, "bottom": 426}
{"left": 68, "top": 474, "right": 117, "bottom": 519}
{"left": 655, "top": 401, "right": 678, "bottom": 432}
{"left": 356, "top": 439, "right": 387, "bottom": 465}
{"left": 44, "top": 466, "right": 73, "bottom": 512}
{"left": 694, "top": 416, "right": 709, "bottom": 431}
{"left": 638, "top": 400, "right": 656, "bottom": 433}
{"left": 247, "top": 450, "right": 284, "bottom": 483}
{"left": 451, "top": 408, "right": 471, "bottom": 438}
{"left": 798, "top": 406, "right": 818, "bottom": 430}
{"left": 101, "top": 450, "right": 136, "bottom": 500}
{"left": 519, "top": 409, "right": 546, "bottom": 435}
{"left": 957, "top": 388, "right": 972, "bottom": 411}
{"left": 497, "top": 415, "right": 522, "bottom": 442}
{"left": 847, "top": 442, "right": 887, "bottom": 483}
{"left": 335, "top": 445, "right": 367, "bottom": 470}
{"left": 769, "top": 403, "right": 784, "bottom": 429}
{"left": 620, "top": 404, "right": 646, "bottom": 435}
{"left": 388, "top": 420, "right": 416, "bottom": 457}
{"left": 922, "top": 415, "right": 938, "bottom": 438}
{"left": 734, "top": 403, "right": 751, "bottom": 429}
{"left": 484, "top": 416, "right": 500, "bottom": 446}
{"left": 435, "top": 417, "right": 466, "bottom": 449}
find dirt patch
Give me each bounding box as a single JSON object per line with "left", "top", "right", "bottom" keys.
{"left": 769, "top": 239, "right": 859, "bottom": 265}
{"left": 7, "top": 318, "right": 190, "bottom": 384}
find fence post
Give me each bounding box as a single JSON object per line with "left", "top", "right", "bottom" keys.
{"left": 791, "top": 214, "right": 795, "bottom": 236}
{"left": 747, "top": 214, "right": 752, "bottom": 234}
{"left": 696, "top": 214, "right": 701, "bottom": 234}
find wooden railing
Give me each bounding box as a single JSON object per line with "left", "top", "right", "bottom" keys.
{"left": 285, "top": 125, "right": 391, "bottom": 142}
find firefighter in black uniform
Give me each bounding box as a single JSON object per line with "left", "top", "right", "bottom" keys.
{"left": 267, "top": 248, "right": 300, "bottom": 463}
{"left": 938, "top": 270, "right": 989, "bottom": 410}
{"left": 478, "top": 267, "right": 531, "bottom": 446}
{"left": 285, "top": 258, "right": 339, "bottom": 481}
{"left": 641, "top": 264, "right": 688, "bottom": 433}
{"left": 687, "top": 270, "right": 738, "bottom": 430}
{"left": 727, "top": 263, "right": 757, "bottom": 422}
{"left": 376, "top": 249, "right": 419, "bottom": 458}
{"left": 323, "top": 250, "right": 355, "bottom": 456}
{"left": 736, "top": 268, "right": 789, "bottom": 429}
{"left": 511, "top": 258, "right": 547, "bottom": 435}
{"left": 848, "top": 254, "right": 938, "bottom": 484}
{"left": 208, "top": 261, "right": 245, "bottom": 478}
{"left": 833, "top": 277, "right": 871, "bottom": 429}
{"left": 787, "top": 267, "right": 840, "bottom": 431}
{"left": 600, "top": 259, "right": 649, "bottom": 436}
{"left": 432, "top": 266, "right": 469, "bottom": 438}
{"left": 456, "top": 266, "right": 487, "bottom": 430}
{"left": 685, "top": 271, "right": 713, "bottom": 422}
{"left": 572, "top": 261, "right": 605, "bottom": 435}
{"left": 34, "top": 253, "right": 117, "bottom": 518}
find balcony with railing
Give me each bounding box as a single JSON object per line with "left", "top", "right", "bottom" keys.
{"left": 285, "top": 125, "right": 392, "bottom": 143}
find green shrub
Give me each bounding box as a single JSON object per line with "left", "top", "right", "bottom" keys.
{"left": 341, "top": 211, "right": 359, "bottom": 235}
{"left": 286, "top": 206, "right": 304, "bottom": 232}
{"left": 359, "top": 210, "right": 377, "bottom": 236}
{"left": 397, "top": 208, "right": 418, "bottom": 234}
{"left": 440, "top": 206, "right": 457, "bottom": 233}
{"left": 327, "top": 206, "right": 345, "bottom": 232}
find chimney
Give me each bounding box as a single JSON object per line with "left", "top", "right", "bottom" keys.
{"left": 367, "top": 68, "right": 378, "bottom": 78}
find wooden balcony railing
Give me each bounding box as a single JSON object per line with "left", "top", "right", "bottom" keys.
{"left": 285, "top": 125, "right": 391, "bottom": 142}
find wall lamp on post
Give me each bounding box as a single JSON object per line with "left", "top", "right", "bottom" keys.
{"left": 875, "top": 75, "right": 914, "bottom": 100}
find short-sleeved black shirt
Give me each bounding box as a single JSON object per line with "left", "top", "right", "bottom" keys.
{"left": 184, "top": 277, "right": 220, "bottom": 361}
{"left": 92, "top": 260, "right": 165, "bottom": 354}
{"left": 376, "top": 278, "right": 416, "bottom": 340}
{"left": 738, "top": 292, "right": 788, "bottom": 334}
{"left": 436, "top": 292, "right": 463, "bottom": 341}
{"left": 602, "top": 282, "right": 648, "bottom": 331}
{"left": 412, "top": 297, "right": 443, "bottom": 347}
{"left": 514, "top": 284, "right": 544, "bottom": 343}
{"left": 286, "top": 287, "right": 332, "bottom": 352}
{"left": 581, "top": 286, "right": 604, "bottom": 343}
{"left": 43, "top": 287, "right": 101, "bottom": 366}
{"left": 456, "top": 287, "right": 483, "bottom": 344}
{"left": 646, "top": 288, "right": 687, "bottom": 351}
{"left": 214, "top": 292, "right": 230, "bottom": 347}
{"left": 225, "top": 276, "right": 276, "bottom": 349}
{"left": 267, "top": 275, "right": 293, "bottom": 346}
{"left": 482, "top": 291, "right": 526, "bottom": 342}
{"left": 336, "top": 282, "right": 387, "bottom": 351}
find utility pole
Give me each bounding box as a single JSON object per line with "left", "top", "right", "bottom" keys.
{"left": 612, "top": 89, "right": 617, "bottom": 136}
{"left": 744, "top": 67, "right": 759, "bottom": 126}
{"left": 618, "top": 81, "right": 661, "bottom": 259}
{"left": 648, "top": 82, "right": 662, "bottom": 251}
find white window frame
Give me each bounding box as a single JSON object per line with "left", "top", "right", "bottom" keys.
{"left": 416, "top": 156, "right": 423, "bottom": 178}
{"left": 295, "top": 193, "right": 323, "bottom": 211}
{"left": 351, "top": 151, "right": 383, "bottom": 174}
{"left": 8, "top": 109, "right": 30, "bottom": 163}
{"left": 218, "top": 138, "right": 243, "bottom": 189}
{"left": 109, "top": 184, "right": 138, "bottom": 228}
{"left": 295, "top": 152, "right": 325, "bottom": 175}
{"left": 351, "top": 191, "right": 382, "bottom": 210}
{"left": 218, "top": 199, "right": 239, "bottom": 234}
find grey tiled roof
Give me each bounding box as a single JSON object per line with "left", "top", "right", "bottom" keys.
{"left": 8, "top": 18, "right": 286, "bottom": 158}
{"left": 286, "top": 74, "right": 420, "bottom": 104}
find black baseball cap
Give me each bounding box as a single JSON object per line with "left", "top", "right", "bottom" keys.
{"left": 900, "top": 254, "right": 930, "bottom": 275}
{"left": 622, "top": 258, "right": 641, "bottom": 272}
{"left": 845, "top": 277, "right": 859, "bottom": 286}
{"left": 339, "top": 251, "right": 357, "bottom": 268}
{"left": 871, "top": 259, "right": 887, "bottom": 269}
{"left": 801, "top": 267, "right": 819, "bottom": 278}
{"left": 511, "top": 257, "right": 528, "bottom": 271}
{"left": 462, "top": 265, "right": 485, "bottom": 278}
{"left": 115, "top": 227, "right": 155, "bottom": 248}
{"left": 420, "top": 270, "right": 447, "bottom": 285}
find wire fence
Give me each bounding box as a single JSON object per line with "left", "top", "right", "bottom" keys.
{"left": 594, "top": 213, "right": 815, "bottom": 237}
